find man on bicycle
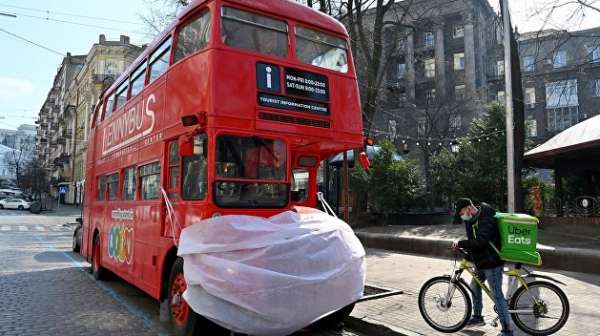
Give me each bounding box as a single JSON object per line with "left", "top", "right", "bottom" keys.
{"left": 451, "top": 198, "right": 513, "bottom": 336}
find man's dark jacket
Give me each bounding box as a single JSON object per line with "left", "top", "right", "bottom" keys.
{"left": 457, "top": 203, "right": 504, "bottom": 270}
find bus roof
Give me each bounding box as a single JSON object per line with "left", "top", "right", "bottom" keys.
{"left": 103, "top": 0, "right": 349, "bottom": 98}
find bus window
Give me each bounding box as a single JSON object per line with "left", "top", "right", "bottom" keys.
{"left": 175, "top": 10, "right": 212, "bottom": 63}
{"left": 149, "top": 36, "right": 172, "bottom": 83}
{"left": 214, "top": 135, "right": 288, "bottom": 208}
{"left": 105, "top": 93, "right": 115, "bottom": 119}
{"left": 115, "top": 81, "right": 129, "bottom": 110}
{"left": 221, "top": 7, "right": 288, "bottom": 58}
{"left": 130, "top": 62, "right": 147, "bottom": 98}
{"left": 140, "top": 162, "right": 161, "bottom": 200}
{"left": 94, "top": 101, "right": 104, "bottom": 127}
{"left": 107, "top": 173, "right": 119, "bottom": 201}
{"left": 97, "top": 176, "right": 106, "bottom": 201}
{"left": 182, "top": 135, "right": 208, "bottom": 200}
{"left": 295, "top": 26, "right": 348, "bottom": 73}
{"left": 123, "top": 167, "right": 136, "bottom": 200}
{"left": 168, "top": 141, "right": 180, "bottom": 193}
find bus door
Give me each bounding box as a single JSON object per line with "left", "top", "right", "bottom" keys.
{"left": 291, "top": 154, "right": 320, "bottom": 208}
{"left": 163, "top": 135, "right": 209, "bottom": 240}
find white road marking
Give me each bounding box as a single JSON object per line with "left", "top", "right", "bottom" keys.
{"left": 36, "top": 226, "right": 45, "bottom": 231}
{"left": 18, "top": 226, "right": 27, "bottom": 231}
{"left": 1, "top": 226, "right": 9, "bottom": 231}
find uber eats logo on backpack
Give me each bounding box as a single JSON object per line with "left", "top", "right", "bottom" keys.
{"left": 508, "top": 226, "right": 532, "bottom": 245}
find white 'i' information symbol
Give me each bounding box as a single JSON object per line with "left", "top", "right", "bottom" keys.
{"left": 266, "top": 66, "right": 272, "bottom": 89}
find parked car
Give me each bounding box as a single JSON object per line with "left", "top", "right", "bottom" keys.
{"left": 0, "top": 197, "right": 31, "bottom": 210}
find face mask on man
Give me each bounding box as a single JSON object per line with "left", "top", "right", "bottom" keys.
{"left": 460, "top": 214, "right": 473, "bottom": 222}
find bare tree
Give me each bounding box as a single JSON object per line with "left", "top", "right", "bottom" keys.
{"left": 140, "top": 0, "right": 190, "bottom": 35}
{"left": 5, "top": 138, "right": 34, "bottom": 188}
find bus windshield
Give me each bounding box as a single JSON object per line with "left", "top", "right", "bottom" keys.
{"left": 295, "top": 26, "right": 348, "bottom": 73}
{"left": 215, "top": 135, "right": 288, "bottom": 208}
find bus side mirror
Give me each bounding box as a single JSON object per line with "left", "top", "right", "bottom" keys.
{"left": 181, "top": 112, "right": 207, "bottom": 128}
{"left": 358, "top": 152, "right": 370, "bottom": 170}
{"left": 179, "top": 135, "right": 195, "bottom": 157}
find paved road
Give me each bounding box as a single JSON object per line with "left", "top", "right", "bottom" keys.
{"left": 0, "top": 211, "right": 364, "bottom": 336}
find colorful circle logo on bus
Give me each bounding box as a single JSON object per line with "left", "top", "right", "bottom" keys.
{"left": 108, "top": 224, "right": 134, "bottom": 264}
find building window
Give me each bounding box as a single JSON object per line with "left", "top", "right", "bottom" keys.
{"left": 175, "top": 10, "right": 212, "bottom": 63}
{"left": 546, "top": 79, "right": 578, "bottom": 108}
{"left": 107, "top": 173, "right": 119, "bottom": 201}
{"left": 397, "top": 63, "right": 406, "bottom": 80}
{"left": 424, "top": 32, "right": 434, "bottom": 48}
{"left": 453, "top": 25, "right": 464, "bottom": 38}
{"left": 426, "top": 88, "right": 436, "bottom": 104}
{"left": 424, "top": 58, "right": 435, "bottom": 78}
{"left": 123, "top": 167, "right": 136, "bottom": 201}
{"left": 455, "top": 84, "right": 466, "bottom": 99}
{"left": 547, "top": 106, "right": 579, "bottom": 131}
{"left": 497, "top": 90, "right": 505, "bottom": 105}
{"left": 525, "top": 87, "right": 536, "bottom": 108}
{"left": 454, "top": 53, "right": 465, "bottom": 70}
{"left": 590, "top": 47, "right": 600, "bottom": 63}
{"left": 450, "top": 115, "right": 462, "bottom": 131}
{"left": 526, "top": 119, "right": 538, "bottom": 137}
{"left": 140, "top": 162, "right": 161, "bottom": 200}
{"left": 523, "top": 56, "right": 535, "bottom": 72}
{"left": 553, "top": 50, "right": 567, "bottom": 68}
{"left": 497, "top": 60, "right": 505, "bottom": 76}
{"left": 593, "top": 79, "right": 600, "bottom": 97}
{"left": 417, "top": 118, "right": 427, "bottom": 137}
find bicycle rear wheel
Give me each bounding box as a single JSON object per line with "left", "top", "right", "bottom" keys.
{"left": 418, "top": 276, "right": 472, "bottom": 333}
{"left": 509, "top": 280, "right": 569, "bottom": 336}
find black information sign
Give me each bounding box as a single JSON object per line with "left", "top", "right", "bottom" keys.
{"left": 258, "top": 93, "right": 329, "bottom": 116}
{"left": 284, "top": 68, "right": 329, "bottom": 101}
{"left": 256, "top": 62, "right": 281, "bottom": 93}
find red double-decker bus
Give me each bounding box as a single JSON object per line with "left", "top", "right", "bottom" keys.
{"left": 79, "top": 0, "right": 363, "bottom": 334}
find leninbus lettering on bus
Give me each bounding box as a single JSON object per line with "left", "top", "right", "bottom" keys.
{"left": 102, "top": 94, "right": 156, "bottom": 156}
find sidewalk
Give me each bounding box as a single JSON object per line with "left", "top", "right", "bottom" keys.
{"left": 354, "top": 224, "right": 600, "bottom": 275}
{"left": 349, "top": 249, "right": 600, "bottom": 336}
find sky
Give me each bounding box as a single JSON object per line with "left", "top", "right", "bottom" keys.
{"left": 1, "top": 0, "right": 600, "bottom": 130}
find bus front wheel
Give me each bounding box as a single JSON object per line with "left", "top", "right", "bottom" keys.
{"left": 168, "top": 257, "right": 198, "bottom": 336}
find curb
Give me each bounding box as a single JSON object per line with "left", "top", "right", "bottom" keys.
{"left": 346, "top": 316, "right": 416, "bottom": 336}
{"left": 355, "top": 232, "right": 600, "bottom": 275}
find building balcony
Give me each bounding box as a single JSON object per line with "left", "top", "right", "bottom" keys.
{"left": 64, "top": 104, "right": 76, "bottom": 115}
{"left": 92, "top": 73, "right": 116, "bottom": 85}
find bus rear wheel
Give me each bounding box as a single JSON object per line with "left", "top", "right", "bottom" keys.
{"left": 91, "top": 234, "right": 105, "bottom": 280}
{"left": 168, "top": 257, "right": 198, "bottom": 336}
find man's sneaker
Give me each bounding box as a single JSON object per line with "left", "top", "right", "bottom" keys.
{"left": 466, "top": 316, "right": 485, "bottom": 327}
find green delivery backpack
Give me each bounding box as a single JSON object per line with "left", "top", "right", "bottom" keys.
{"left": 491, "top": 213, "right": 542, "bottom": 266}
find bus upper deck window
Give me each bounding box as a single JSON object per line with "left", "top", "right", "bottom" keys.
{"left": 221, "top": 7, "right": 288, "bottom": 58}
{"left": 175, "top": 10, "right": 212, "bottom": 63}
{"left": 149, "top": 36, "right": 173, "bottom": 83}
{"left": 115, "top": 81, "right": 129, "bottom": 110}
{"left": 295, "top": 26, "right": 348, "bottom": 73}
{"left": 130, "top": 62, "right": 147, "bottom": 98}
{"left": 105, "top": 94, "right": 115, "bottom": 119}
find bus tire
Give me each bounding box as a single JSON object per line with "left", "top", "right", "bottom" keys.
{"left": 91, "top": 234, "right": 105, "bottom": 280}
{"left": 72, "top": 227, "right": 81, "bottom": 252}
{"left": 168, "top": 257, "right": 198, "bottom": 336}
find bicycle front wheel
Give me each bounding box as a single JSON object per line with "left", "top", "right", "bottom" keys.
{"left": 510, "top": 280, "right": 570, "bottom": 336}
{"left": 418, "top": 276, "right": 472, "bottom": 333}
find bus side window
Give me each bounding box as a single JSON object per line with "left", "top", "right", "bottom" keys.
{"left": 123, "top": 167, "right": 137, "bottom": 201}
{"left": 105, "top": 93, "right": 115, "bottom": 119}
{"left": 107, "top": 173, "right": 119, "bottom": 201}
{"left": 149, "top": 36, "right": 173, "bottom": 83}
{"left": 115, "top": 81, "right": 129, "bottom": 110}
{"left": 140, "top": 162, "right": 161, "bottom": 200}
{"left": 167, "top": 141, "right": 180, "bottom": 197}
{"left": 97, "top": 175, "right": 106, "bottom": 201}
{"left": 182, "top": 135, "right": 207, "bottom": 200}
{"left": 130, "top": 62, "right": 147, "bottom": 98}
{"left": 174, "top": 10, "right": 212, "bottom": 63}
{"left": 291, "top": 168, "right": 309, "bottom": 202}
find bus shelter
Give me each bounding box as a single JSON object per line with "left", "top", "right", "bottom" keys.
{"left": 525, "top": 114, "right": 600, "bottom": 216}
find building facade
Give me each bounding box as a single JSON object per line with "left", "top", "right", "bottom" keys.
{"left": 36, "top": 35, "right": 143, "bottom": 204}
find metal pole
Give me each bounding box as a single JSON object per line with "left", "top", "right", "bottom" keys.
{"left": 342, "top": 150, "right": 350, "bottom": 223}
{"left": 502, "top": 0, "right": 516, "bottom": 213}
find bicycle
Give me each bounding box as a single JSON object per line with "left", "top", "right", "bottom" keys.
{"left": 418, "top": 248, "right": 569, "bottom": 335}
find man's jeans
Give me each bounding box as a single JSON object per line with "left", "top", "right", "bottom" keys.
{"left": 470, "top": 265, "right": 513, "bottom": 336}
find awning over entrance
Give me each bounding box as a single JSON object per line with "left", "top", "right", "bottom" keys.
{"left": 525, "top": 114, "right": 600, "bottom": 168}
